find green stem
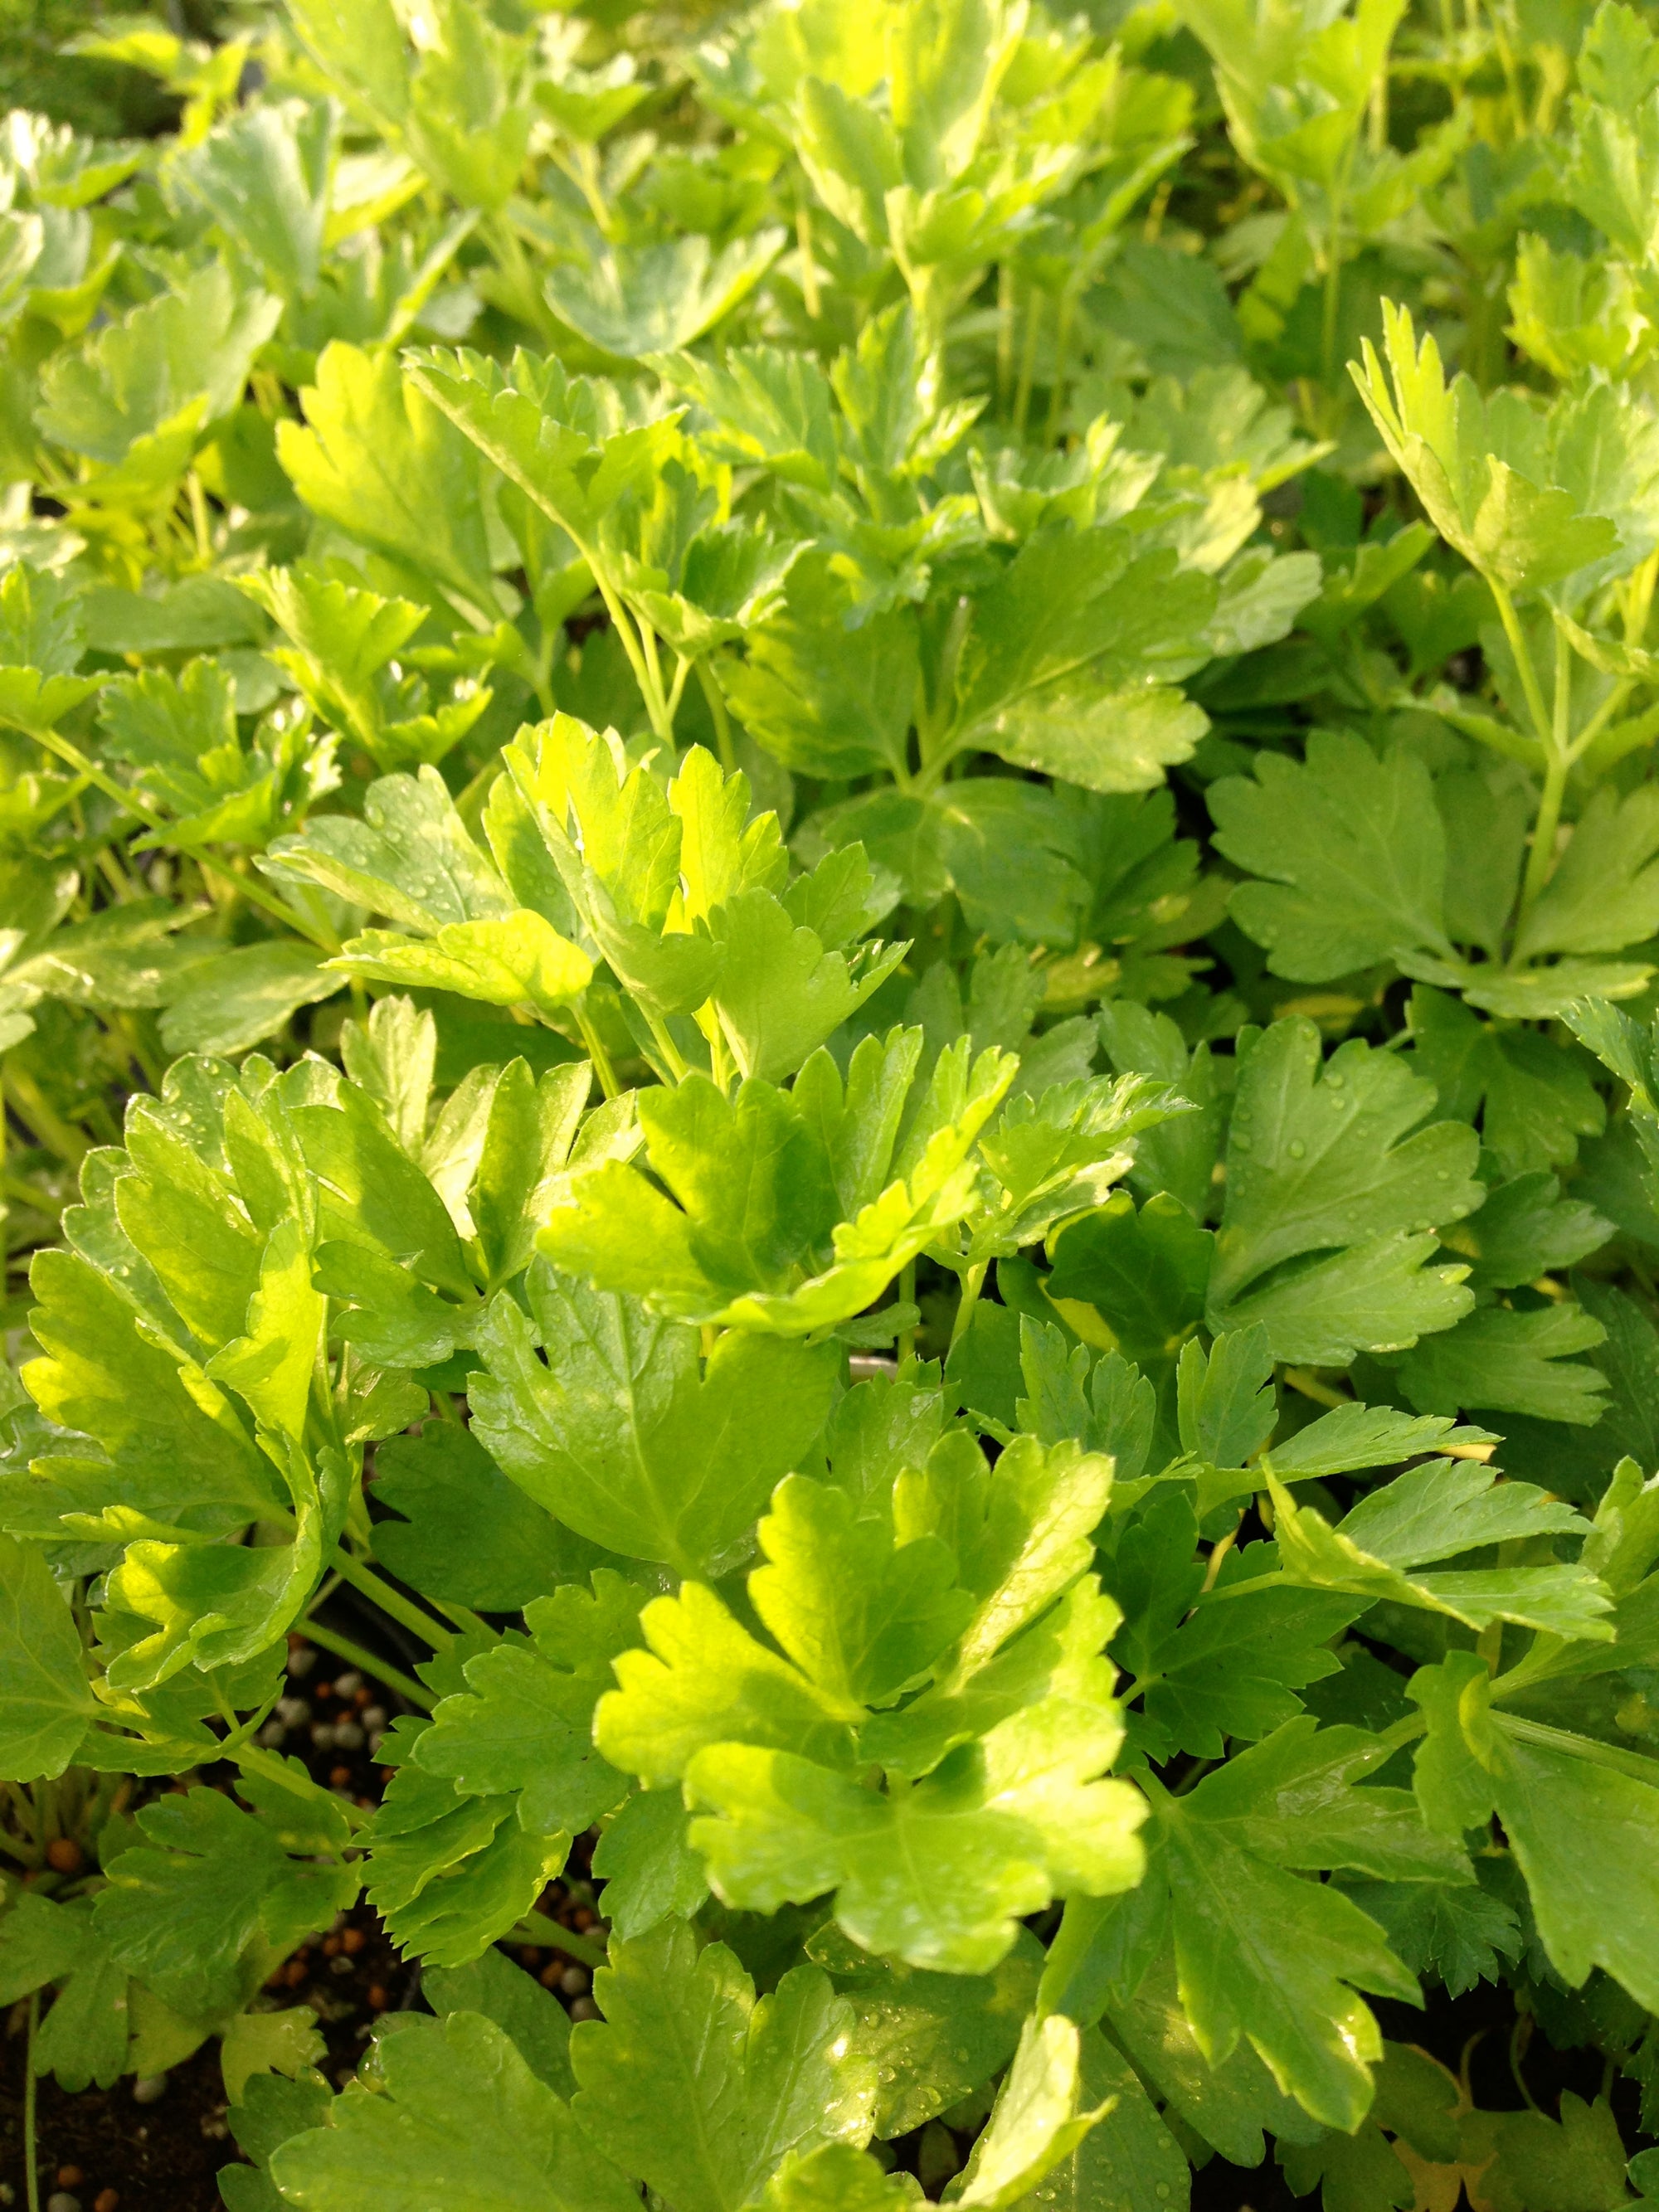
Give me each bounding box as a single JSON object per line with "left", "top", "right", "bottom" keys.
{"left": 1518, "top": 746, "right": 1569, "bottom": 922}
{"left": 329, "top": 1546, "right": 455, "bottom": 1650}
{"left": 1013, "top": 289, "right": 1042, "bottom": 444}
{"left": 1493, "top": 1710, "right": 1659, "bottom": 1787}
{"left": 573, "top": 999, "right": 621, "bottom": 1101}
{"left": 948, "top": 1260, "right": 989, "bottom": 1354}
{"left": 1486, "top": 579, "right": 1554, "bottom": 749}
{"left": 1044, "top": 284, "right": 1076, "bottom": 446}
{"left": 301, "top": 1619, "right": 435, "bottom": 1712}
{"left": 643, "top": 1007, "right": 689, "bottom": 1083}
{"left": 1568, "top": 674, "right": 1633, "bottom": 764}
{"left": 231, "top": 1740, "right": 372, "bottom": 1830}
{"left": 25, "top": 1990, "right": 40, "bottom": 2212}
{"left": 697, "top": 659, "right": 737, "bottom": 774}
{"left": 500, "top": 1916, "right": 609, "bottom": 1967}
{"left": 898, "top": 1258, "right": 917, "bottom": 1373}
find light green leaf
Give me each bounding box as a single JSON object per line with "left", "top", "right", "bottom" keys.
{"left": 270, "top": 2010, "right": 639, "bottom": 2211}
{"left": 1268, "top": 1465, "right": 1614, "bottom": 1640}
{"left": 953, "top": 2015, "right": 1107, "bottom": 2209}
{"left": 569, "top": 1920, "right": 876, "bottom": 2212}
{"left": 545, "top": 229, "right": 786, "bottom": 358}
{"left": 276, "top": 342, "right": 498, "bottom": 619}
{"left": 159, "top": 941, "right": 342, "bottom": 1058}
{"left": 331, "top": 911, "right": 592, "bottom": 1014}
{"left": 469, "top": 1262, "right": 838, "bottom": 1573}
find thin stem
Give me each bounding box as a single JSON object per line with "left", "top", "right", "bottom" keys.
{"left": 1044, "top": 284, "right": 1076, "bottom": 446}
{"left": 898, "top": 1258, "right": 917, "bottom": 1373}
{"left": 231, "top": 1740, "right": 372, "bottom": 1830}
{"left": 1509, "top": 2015, "right": 1542, "bottom": 2115}
{"left": 329, "top": 1546, "right": 455, "bottom": 1650}
{"left": 1518, "top": 748, "right": 1569, "bottom": 922}
{"left": 25, "top": 1991, "right": 40, "bottom": 2212}
{"left": 697, "top": 659, "right": 737, "bottom": 775}
{"left": 996, "top": 262, "right": 1014, "bottom": 416}
{"left": 186, "top": 469, "right": 212, "bottom": 566}
{"left": 1013, "top": 289, "right": 1042, "bottom": 445}
{"left": 301, "top": 1619, "right": 435, "bottom": 1712}
{"left": 500, "top": 1916, "right": 609, "bottom": 1968}
{"left": 948, "top": 1261, "right": 989, "bottom": 1354}
{"left": 1486, "top": 579, "right": 1554, "bottom": 749}
{"left": 643, "top": 1007, "right": 690, "bottom": 1083}
{"left": 1492, "top": 1709, "right": 1659, "bottom": 1786}
{"left": 793, "top": 185, "right": 821, "bottom": 321}
{"left": 573, "top": 1000, "right": 621, "bottom": 1101}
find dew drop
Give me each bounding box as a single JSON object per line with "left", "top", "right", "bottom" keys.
{"left": 1287, "top": 1139, "right": 1306, "bottom": 1159}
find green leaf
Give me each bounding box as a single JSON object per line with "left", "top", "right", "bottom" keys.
{"left": 1206, "top": 1018, "right": 1481, "bottom": 1363}
{"left": 424, "top": 1946, "right": 576, "bottom": 2100}
{"left": 411, "top": 1571, "right": 640, "bottom": 1834}
{"left": 1410, "top": 1654, "right": 1659, "bottom": 2011}
{"left": 953, "top": 530, "right": 1214, "bottom": 794}
{"left": 569, "top": 1920, "right": 876, "bottom": 2212}
{"left": 0, "top": 1534, "right": 96, "bottom": 1778}
{"left": 1145, "top": 1756, "right": 1422, "bottom": 2131}
{"left": 1458, "top": 2093, "right": 1634, "bottom": 2212}
{"left": 753, "top": 2146, "right": 923, "bottom": 2208}
{"left": 682, "top": 1678, "right": 1145, "bottom": 1975}
{"left": 750, "top": 1473, "right": 973, "bottom": 1714}
{"left": 1335, "top": 1875, "right": 1521, "bottom": 1998}
{"left": 998, "top": 2025, "right": 1190, "bottom": 2212}
{"left": 807, "top": 1920, "right": 1042, "bottom": 2138}
{"left": 539, "top": 1049, "right": 1013, "bottom": 1334}
{"left": 591, "top": 1787, "right": 710, "bottom": 1938}
{"left": 1436, "top": 1170, "right": 1610, "bottom": 1291}
{"left": 1045, "top": 1190, "right": 1213, "bottom": 1386}
{"left": 722, "top": 555, "right": 919, "bottom": 780}
{"left": 469, "top": 1262, "right": 838, "bottom": 1573}
{"left": 158, "top": 941, "right": 342, "bottom": 1058}
{"left": 95, "top": 1778, "right": 355, "bottom": 2021}
{"left": 175, "top": 98, "right": 335, "bottom": 298}
{"left": 1412, "top": 985, "right": 1604, "bottom": 1178}
{"left": 596, "top": 1581, "right": 859, "bottom": 1787}
{"left": 35, "top": 264, "right": 280, "bottom": 493}
{"left": 1350, "top": 302, "right": 1623, "bottom": 594}
{"left": 1111, "top": 1495, "right": 1360, "bottom": 1760}
{"left": 270, "top": 2010, "right": 639, "bottom": 2211}
{"left": 1268, "top": 1462, "right": 1613, "bottom": 1640}
{"left": 545, "top": 229, "right": 786, "bottom": 358}
{"left": 1392, "top": 1298, "right": 1611, "bottom": 1424}
{"left": 371, "top": 1423, "right": 592, "bottom": 1611}
{"left": 708, "top": 889, "right": 907, "bottom": 1084}
{"left": 265, "top": 763, "right": 511, "bottom": 934}
{"left": 1103, "top": 1944, "right": 1323, "bottom": 2166}
{"left": 21, "top": 1246, "right": 282, "bottom": 1544}
{"left": 0, "top": 1889, "right": 129, "bottom": 2090}
{"left": 950, "top": 2015, "right": 1107, "bottom": 2210}
{"left": 276, "top": 342, "right": 499, "bottom": 620}
{"left": 361, "top": 1713, "right": 572, "bottom": 1968}
{"left": 1210, "top": 732, "right": 1453, "bottom": 981}
{"left": 331, "top": 911, "right": 592, "bottom": 1015}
